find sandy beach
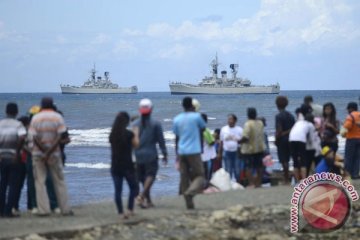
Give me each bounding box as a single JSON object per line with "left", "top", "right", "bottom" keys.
{"left": 1, "top": 179, "right": 359, "bottom": 240}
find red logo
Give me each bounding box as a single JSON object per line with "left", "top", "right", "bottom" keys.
{"left": 301, "top": 183, "right": 351, "bottom": 231}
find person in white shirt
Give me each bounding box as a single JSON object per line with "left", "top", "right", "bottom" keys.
{"left": 218, "top": 114, "right": 243, "bottom": 182}
{"left": 289, "top": 106, "right": 312, "bottom": 182}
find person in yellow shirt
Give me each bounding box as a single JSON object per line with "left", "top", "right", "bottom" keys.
{"left": 343, "top": 102, "right": 360, "bottom": 179}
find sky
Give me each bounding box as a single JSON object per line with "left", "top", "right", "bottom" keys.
{"left": 0, "top": 0, "right": 359, "bottom": 92}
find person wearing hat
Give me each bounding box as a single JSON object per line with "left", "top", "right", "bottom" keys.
{"left": 28, "top": 97, "right": 73, "bottom": 216}
{"left": 343, "top": 102, "right": 360, "bottom": 179}
{"left": 132, "top": 98, "right": 167, "bottom": 208}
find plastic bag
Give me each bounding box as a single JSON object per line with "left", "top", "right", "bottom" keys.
{"left": 210, "top": 168, "right": 232, "bottom": 191}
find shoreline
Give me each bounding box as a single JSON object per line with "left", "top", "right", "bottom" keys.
{"left": 1, "top": 180, "right": 359, "bottom": 239}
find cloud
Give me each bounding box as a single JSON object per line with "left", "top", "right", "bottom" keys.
{"left": 158, "top": 43, "right": 190, "bottom": 59}
{"left": 113, "top": 39, "right": 138, "bottom": 55}
{"left": 123, "top": 28, "right": 143, "bottom": 37}
{"left": 126, "top": 0, "right": 359, "bottom": 56}
{"left": 91, "top": 33, "right": 111, "bottom": 44}
{"left": 196, "top": 15, "right": 223, "bottom": 23}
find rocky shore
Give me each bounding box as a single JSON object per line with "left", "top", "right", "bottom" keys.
{"left": 1, "top": 181, "right": 359, "bottom": 240}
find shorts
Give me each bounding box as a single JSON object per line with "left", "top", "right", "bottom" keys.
{"left": 136, "top": 160, "right": 159, "bottom": 183}
{"left": 243, "top": 153, "right": 264, "bottom": 169}
{"left": 277, "top": 139, "right": 291, "bottom": 163}
{"left": 290, "top": 141, "right": 306, "bottom": 168}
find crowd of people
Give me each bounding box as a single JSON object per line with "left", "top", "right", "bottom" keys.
{"left": 0, "top": 97, "right": 72, "bottom": 218}
{"left": 0, "top": 95, "right": 359, "bottom": 219}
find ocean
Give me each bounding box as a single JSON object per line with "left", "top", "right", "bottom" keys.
{"left": 0, "top": 91, "right": 359, "bottom": 207}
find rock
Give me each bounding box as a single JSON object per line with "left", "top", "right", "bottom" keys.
{"left": 228, "top": 205, "right": 245, "bottom": 213}
{"left": 270, "top": 205, "right": 289, "bottom": 215}
{"left": 24, "top": 234, "right": 47, "bottom": 240}
{"left": 78, "top": 233, "right": 95, "bottom": 240}
{"left": 210, "top": 210, "right": 228, "bottom": 222}
{"left": 257, "top": 233, "right": 285, "bottom": 240}
{"left": 146, "top": 224, "right": 157, "bottom": 230}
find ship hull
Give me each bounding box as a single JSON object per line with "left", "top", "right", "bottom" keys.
{"left": 169, "top": 83, "right": 280, "bottom": 95}
{"left": 60, "top": 86, "right": 137, "bottom": 94}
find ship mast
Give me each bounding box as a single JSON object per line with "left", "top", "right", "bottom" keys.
{"left": 210, "top": 53, "right": 219, "bottom": 80}
{"left": 91, "top": 63, "right": 97, "bottom": 84}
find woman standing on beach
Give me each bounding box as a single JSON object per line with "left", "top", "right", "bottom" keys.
{"left": 109, "top": 112, "right": 139, "bottom": 219}
{"left": 321, "top": 102, "right": 340, "bottom": 153}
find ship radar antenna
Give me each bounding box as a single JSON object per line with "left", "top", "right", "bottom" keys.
{"left": 229, "top": 63, "right": 239, "bottom": 79}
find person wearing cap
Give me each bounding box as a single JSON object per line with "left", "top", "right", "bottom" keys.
{"left": 173, "top": 97, "right": 206, "bottom": 209}
{"left": 28, "top": 97, "right": 72, "bottom": 216}
{"left": 0, "top": 102, "right": 26, "bottom": 217}
{"left": 343, "top": 102, "right": 360, "bottom": 179}
{"left": 132, "top": 98, "right": 167, "bottom": 208}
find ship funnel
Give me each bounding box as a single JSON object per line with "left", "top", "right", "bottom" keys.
{"left": 221, "top": 70, "right": 227, "bottom": 81}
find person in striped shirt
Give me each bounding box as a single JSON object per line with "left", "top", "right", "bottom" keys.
{"left": 29, "top": 97, "right": 72, "bottom": 216}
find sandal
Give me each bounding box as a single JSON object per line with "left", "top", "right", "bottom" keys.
{"left": 136, "top": 195, "right": 145, "bottom": 207}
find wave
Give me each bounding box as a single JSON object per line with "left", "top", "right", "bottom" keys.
{"left": 69, "top": 128, "right": 111, "bottom": 147}
{"left": 67, "top": 128, "right": 346, "bottom": 153}
{"left": 66, "top": 162, "right": 110, "bottom": 169}
{"left": 68, "top": 128, "right": 176, "bottom": 147}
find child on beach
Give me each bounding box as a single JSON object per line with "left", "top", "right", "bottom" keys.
{"left": 315, "top": 146, "right": 342, "bottom": 175}
{"left": 109, "top": 112, "right": 140, "bottom": 219}
{"left": 200, "top": 113, "right": 216, "bottom": 187}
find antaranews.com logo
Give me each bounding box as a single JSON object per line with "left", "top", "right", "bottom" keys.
{"left": 290, "top": 172, "right": 359, "bottom": 233}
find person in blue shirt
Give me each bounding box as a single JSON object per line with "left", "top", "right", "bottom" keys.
{"left": 315, "top": 146, "right": 341, "bottom": 175}
{"left": 173, "top": 97, "right": 206, "bottom": 209}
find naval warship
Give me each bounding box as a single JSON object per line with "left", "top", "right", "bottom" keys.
{"left": 60, "top": 66, "right": 137, "bottom": 94}
{"left": 169, "top": 54, "right": 280, "bottom": 95}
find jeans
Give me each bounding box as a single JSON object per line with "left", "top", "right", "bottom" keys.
{"left": 223, "top": 151, "right": 241, "bottom": 182}
{"left": 0, "top": 159, "right": 19, "bottom": 216}
{"left": 345, "top": 138, "right": 360, "bottom": 178}
{"left": 112, "top": 170, "right": 139, "bottom": 214}
{"left": 14, "top": 162, "right": 26, "bottom": 210}
{"left": 26, "top": 155, "right": 37, "bottom": 210}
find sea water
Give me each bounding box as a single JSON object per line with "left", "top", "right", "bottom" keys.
{"left": 0, "top": 91, "right": 359, "bottom": 206}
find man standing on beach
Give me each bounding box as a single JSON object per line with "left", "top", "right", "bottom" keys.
{"left": 173, "top": 97, "right": 206, "bottom": 209}
{"left": 275, "top": 96, "right": 295, "bottom": 184}
{"left": 343, "top": 102, "right": 360, "bottom": 179}
{"left": 239, "top": 108, "right": 265, "bottom": 188}
{"left": 132, "top": 98, "right": 167, "bottom": 208}
{"left": 29, "top": 97, "right": 72, "bottom": 216}
{"left": 0, "top": 102, "right": 26, "bottom": 217}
